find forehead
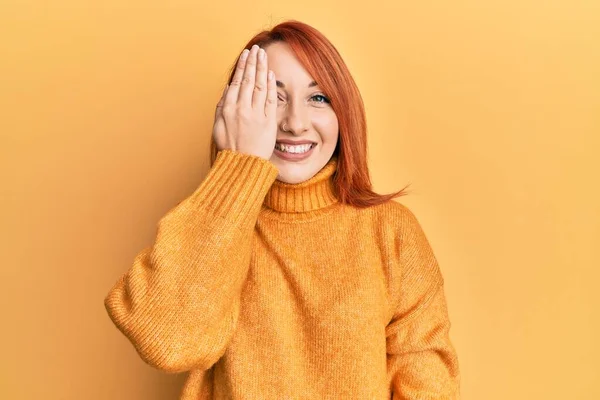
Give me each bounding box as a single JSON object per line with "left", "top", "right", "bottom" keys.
{"left": 263, "top": 42, "right": 316, "bottom": 88}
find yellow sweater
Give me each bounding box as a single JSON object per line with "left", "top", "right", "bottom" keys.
{"left": 104, "top": 149, "right": 461, "bottom": 399}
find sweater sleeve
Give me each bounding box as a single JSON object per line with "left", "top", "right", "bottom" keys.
{"left": 103, "top": 149, "right": 279, "bottom": 374}
{"left": 386, "top": 205, "right": 461, "bottom": 399}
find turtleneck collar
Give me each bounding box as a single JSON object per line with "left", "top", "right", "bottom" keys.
{"left": 262, "top": 156, "right": 339, "bottom": 213}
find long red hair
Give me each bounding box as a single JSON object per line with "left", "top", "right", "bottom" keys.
{"left": 209, "top": 20, "right": 410, "bottom": 208}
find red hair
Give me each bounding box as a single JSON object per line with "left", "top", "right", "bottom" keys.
{"left": 209, "top": 20, "right": 410, "bottom": 208}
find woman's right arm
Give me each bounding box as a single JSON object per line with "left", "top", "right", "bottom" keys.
{"left": 104, "top": 149, "right": 279, "bottom": 373}
{"left": 105, "top": 44, "right": 277, "bottom": 374}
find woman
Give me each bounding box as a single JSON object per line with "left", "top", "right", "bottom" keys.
{"left": 104, "top": 20, "right": 461, "bottom": 399}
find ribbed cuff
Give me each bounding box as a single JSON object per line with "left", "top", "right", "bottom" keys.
{"left": 187, "top": 149, "right": 279, "bottom": 230}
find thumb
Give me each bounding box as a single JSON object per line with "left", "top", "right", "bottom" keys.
{"left": 214, "top": 84, "right": 229, "bottom": 120}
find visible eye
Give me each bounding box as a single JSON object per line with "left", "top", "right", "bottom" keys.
{"left": 311, "top": 94, "right": 330, "bottom": 104}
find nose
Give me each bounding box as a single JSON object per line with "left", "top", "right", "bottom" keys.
{"left": 280, "top": 101, "right": 310, "bottom": 135}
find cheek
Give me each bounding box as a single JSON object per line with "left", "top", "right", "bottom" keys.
{"left": 311, "top": 112, "right": 339, "bottom": 143}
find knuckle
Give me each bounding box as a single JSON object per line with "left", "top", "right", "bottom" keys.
{"left": 222, "top": 104, "right": 234, "bottom": 116}
{"left": 242, "top": 76, "right": 252, "bottom": 85}
{"left": 234, "top": 104, "right": 244, "bottom": 113}
{"left": 237, "top": 108, "right": 251, "bottom": 119}
{"left": 254, "top": 83, "right": 265, "bottom": 92}
{"left": 230, "top": 79, "right": 241, "bottom": 86}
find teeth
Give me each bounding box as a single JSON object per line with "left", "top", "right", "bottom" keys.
{"left": 275, "top": 143, "right": 313, "bottom": 153}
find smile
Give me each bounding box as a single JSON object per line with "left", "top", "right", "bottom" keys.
{"left": 274, "top": 143, "right": 317, "bottom": 161}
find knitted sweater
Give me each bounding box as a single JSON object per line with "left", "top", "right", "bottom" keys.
{"left": 104, "top": 149, "right": 461, "bottom": 399}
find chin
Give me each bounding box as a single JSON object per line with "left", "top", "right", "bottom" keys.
{"left": 275, "top": 169, "right": 313, "bottom": 184}
{"left": 272, "top": 161, "right": 318, "bottom": 184}
{"left": 270, "top": 147, "right": 336, "bottom": 184}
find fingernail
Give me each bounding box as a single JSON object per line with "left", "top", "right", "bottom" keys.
{"left": 258, "top": 49, "right": 265, "bottom": 60}
{"left": 268, "top": 70, "right": 274, "bottom": 80}
{"left": 241, "top": 49, "right": 249, "bottom": 61}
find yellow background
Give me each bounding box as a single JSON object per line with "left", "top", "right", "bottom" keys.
{"left": 1, "top": 1, "right": 598, "bottom": 399}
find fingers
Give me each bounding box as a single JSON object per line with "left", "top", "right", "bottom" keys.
{"left": 251, "top": 48, "right": 268, "bottom": 110}
{"left": 225, "top": 48, "right": 249, "bottom": 106}
{"left": 265, "top": 70, "right": 277, "bottom": 119}
{"left": 224, "top": 45, "right": 271, "bottom": 114}
{"left": 238, "top": 45, "right": 259, "bottom": 108}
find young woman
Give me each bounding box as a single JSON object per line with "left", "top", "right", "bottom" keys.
{"left": 105, "top": 20, "right": 461, "bottom": 399}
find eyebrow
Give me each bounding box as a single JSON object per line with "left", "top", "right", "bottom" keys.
{"left": 276, "top": 80, "right": 318, "bottom": 88}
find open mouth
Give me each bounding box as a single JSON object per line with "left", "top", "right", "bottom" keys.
{"left": 274, "top": 143, "right": 316, "bottom": 154}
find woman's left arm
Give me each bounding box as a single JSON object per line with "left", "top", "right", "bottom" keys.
{"left": 386, "top": 205, "right": 461, "bottom": 399}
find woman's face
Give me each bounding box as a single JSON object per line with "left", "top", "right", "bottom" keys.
{"left": 263, "top": 41, "right": 339, "bottom": 184}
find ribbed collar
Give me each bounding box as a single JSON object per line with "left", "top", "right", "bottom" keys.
{"left": 262, "top": 156, "right": 339, "bottom": 213}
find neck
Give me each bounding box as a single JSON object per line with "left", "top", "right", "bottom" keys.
{"left": 262, "top": 156, "right": 339, "bottom": 214}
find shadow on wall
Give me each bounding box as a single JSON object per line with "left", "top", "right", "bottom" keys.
{"left": 144, "top": 371, "right": 188, "bottom": 399}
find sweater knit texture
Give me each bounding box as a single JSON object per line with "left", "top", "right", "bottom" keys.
{"left": 104, "top": 149, "right": 461, "bottom": 399}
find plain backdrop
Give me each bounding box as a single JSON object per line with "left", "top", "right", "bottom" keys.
{"left": 1, "top": 1, "right": 598, "bottom": 399}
